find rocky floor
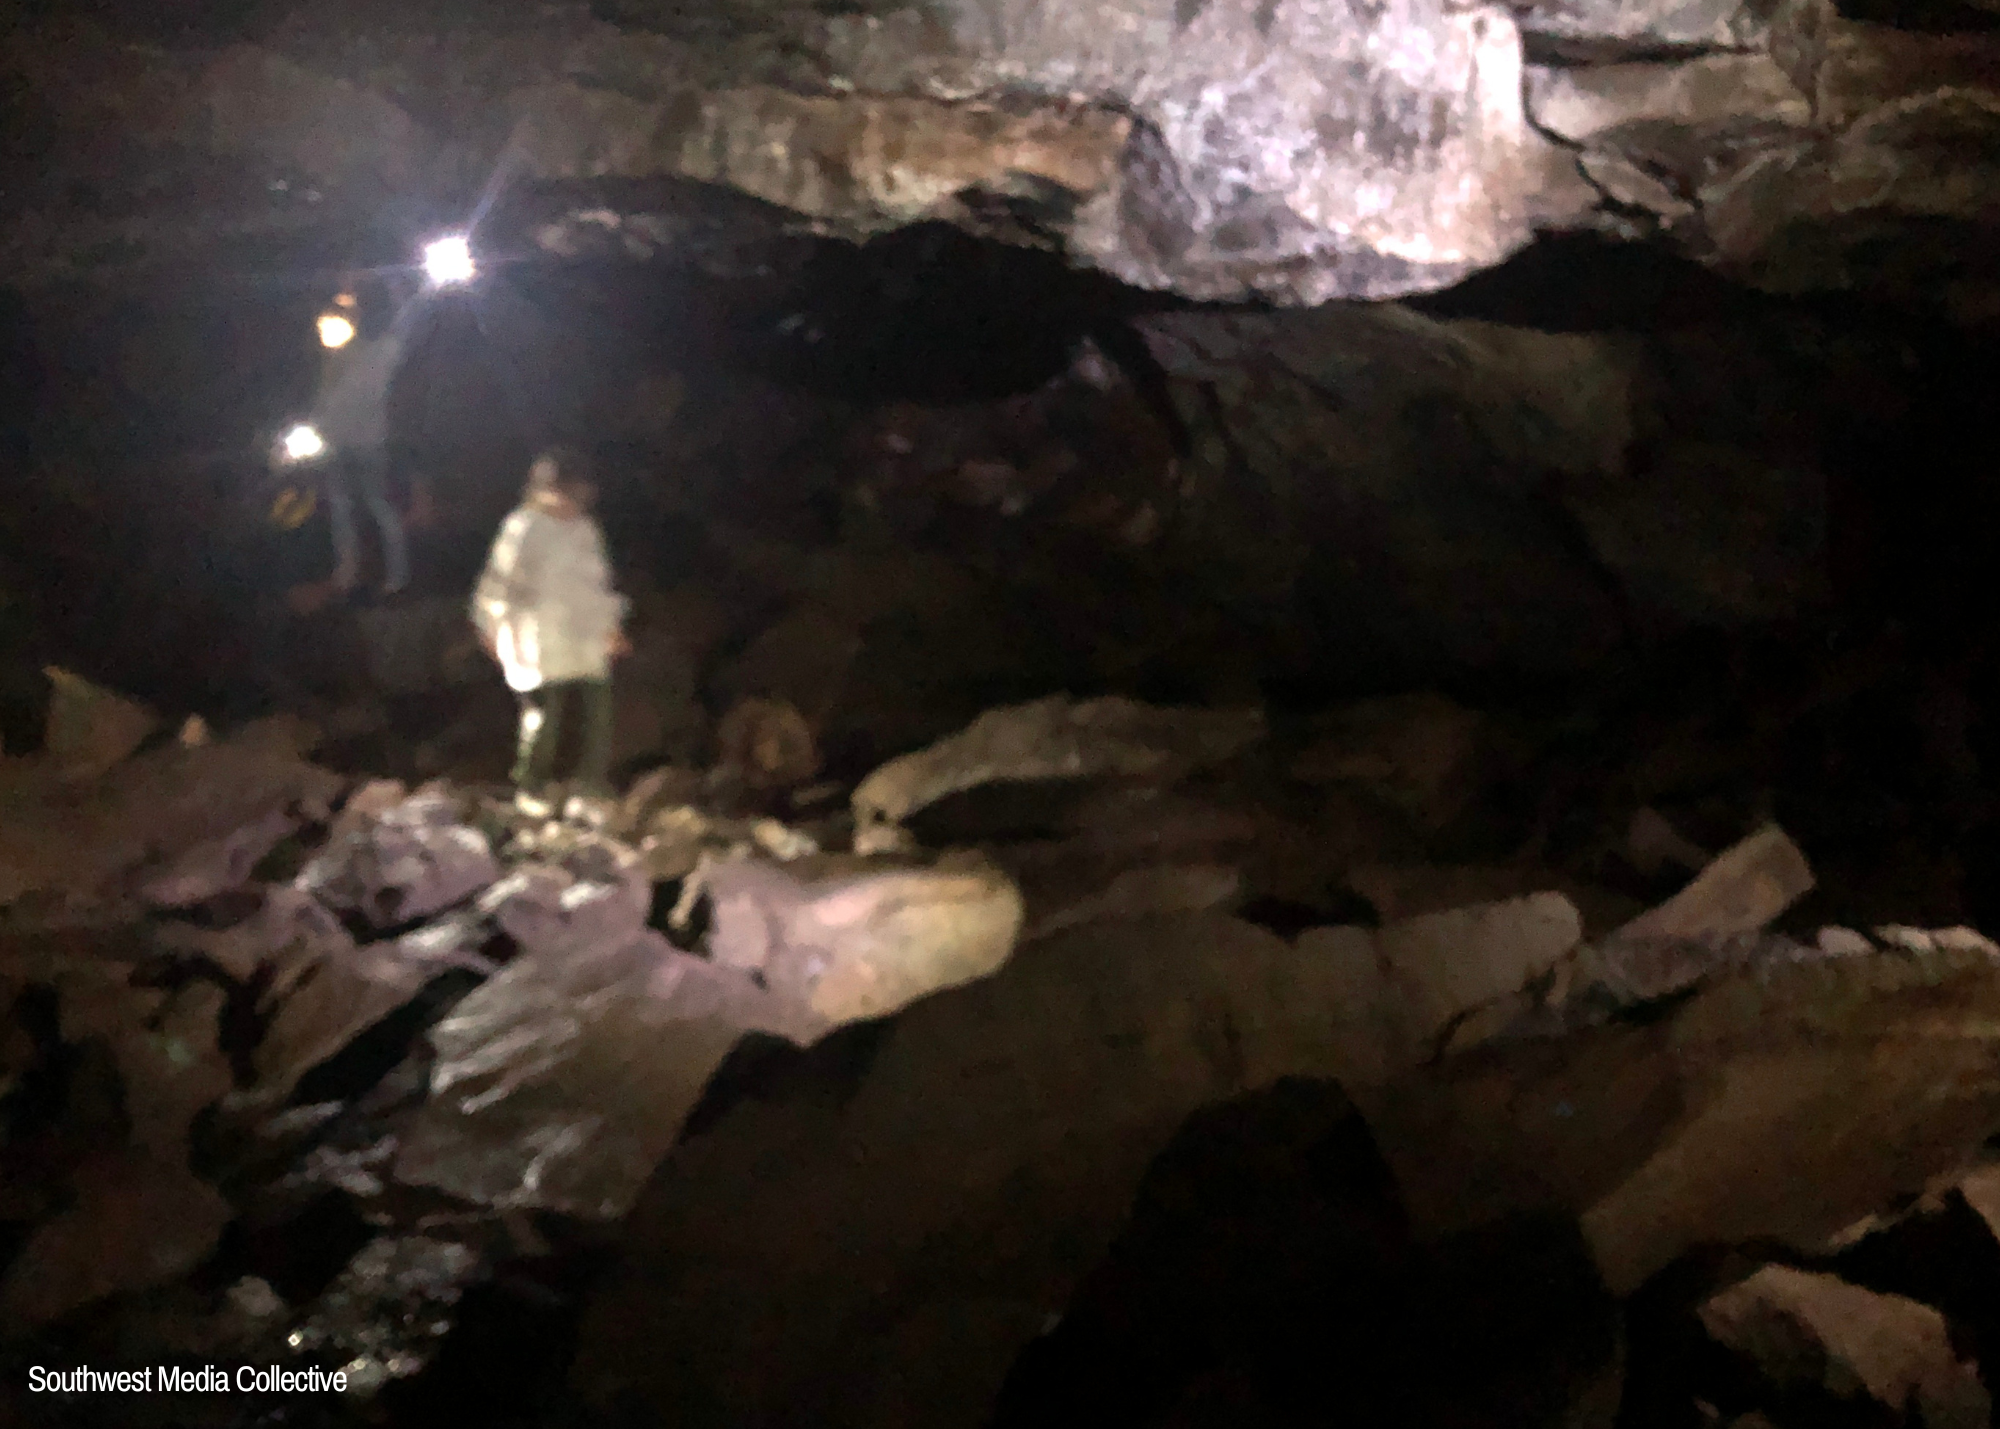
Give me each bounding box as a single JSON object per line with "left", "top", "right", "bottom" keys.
{"left": 4, "top": 653, "right": 2000, "bottom": 1429}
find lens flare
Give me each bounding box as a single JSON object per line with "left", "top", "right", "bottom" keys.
{"left": 423, "top": 234, "right": 476, "bottom": 286}
{"left": 282, "top": 424, "right": 326, "bottom": 462}
{"left": 317, "top": 313, "right": 355, "bottom": 349}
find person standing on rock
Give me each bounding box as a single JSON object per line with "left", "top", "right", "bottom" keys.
{"left": 312, "top": 276, "right": 412, "bottom": 598}
{"left": 471, "top": 447, "right": 630, "bottom": 820}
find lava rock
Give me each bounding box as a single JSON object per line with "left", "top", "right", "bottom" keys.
{"left": 852, "top": 694, "right": 1263, "bottom": 829}
{"left": 391, "top": 931, "right": 779, "bottom": 1219}
{"left": 0, "top": 1151, "right": 233, "bottom": 1334}
{"left": 567, "top": 912, "right": 1387, "bottom": 1426}
{"left": 697, "top": 850, "right": 1025, "bottom": 1031}
{"left": 297, "top": 790, "right": 501, "bottom": 930}
{"left": 1699, "top": 1265, "right": 1989, "bottom": 1428}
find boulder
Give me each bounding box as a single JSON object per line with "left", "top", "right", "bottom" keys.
{"left": 155, "top": 885, "right": 354, "bottom": 993}
{"left": 1612, "top": 823, "right": 1814, "bottom": 943}
{"left": 479, "top": 839, "right": 652, "bottom": 955}
{"left": 1365, "top": 944, "right": 2000, "bottom": 1294}
{"left": 1561, "top": 444, "right": 1832, "bottom": 629}
{"left": 1513, "top": 0, "right": 1769, "bottom": 51}
{"left": 852, "top": 695, "right": 1263, "bottom": 829}
{"left": 1380, "top": 893, "right": 1586, "bottom": 1050}
{"left": 696, "top": 851, "right": 1026, "bottom": 1031}
{"left": 41, "top": 666, "right": 159, "bottom": 780}
{"left": 612, "top": 765, "right": 704, "bottom": 839}
{"left": 1526, "top": 57, "right": 1811, "bottom": 144}
{"left": 391, "top": 931, "right": 779, "bottom": 1219}
{"left": 0, "top": 1151, "right": 232, "bottom": 1333}
{"left": 714, "top": 696, "right": 821, "bottom": 792}
{"left": 138, "top": 804, "right": 299, "bottom": 908}
{"left": 567, "top": 913, "right": 1383, "bottom": 1426}
{"left": 1285, "top": 892, "right": 1590, "bottom": 1088}
{"left": 1625, "top": 807, "right": 1711, "bottom": 878}
{"left": 0, "top": 734, "right": 342, "bottom": 926}
{"left": 297, "top": 789, "right": 501, "bottom": 930}
{"left": 248, "top": 940, "right": 431, "bottom": 1107}
{"left": 1699, "top": 1265, "right": 1989, "bottom": 1428}
{"left": 1349, "top": 863, "right": 1643, "bottom": 936}
{"left": 58, "top": 974, "right": 230, "bottom": 1162}
{"left": 1023, "top": 862, "right": 1243, "bottom": 940}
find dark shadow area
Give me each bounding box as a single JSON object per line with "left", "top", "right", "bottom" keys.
{"left": 677, "top": 1018, "right": 897, "bottom": 1144}
{"left": 993, "top": 1078, "right": 1620, "bottom": 1428}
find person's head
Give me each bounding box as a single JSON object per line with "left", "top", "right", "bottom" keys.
{"left": 524, "top": 447, "right": 597, "bottom": 515}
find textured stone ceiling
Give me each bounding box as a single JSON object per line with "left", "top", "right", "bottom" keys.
{"left": 3, "top": 0, "right": 1998, "bottom": 307}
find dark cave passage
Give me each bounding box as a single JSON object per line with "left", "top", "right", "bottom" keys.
{"left": 9, "top": 181, "right": 2000, "bottom": 1429}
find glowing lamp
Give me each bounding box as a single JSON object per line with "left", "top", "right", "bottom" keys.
{"left": 282, "top": 423, "right": 326, "bottom": 462}
{"left": 423, "top": 234, "right": 476, "bottom": 286}
{"left": 317, "top": 312, "right": 355, "bottom": 349}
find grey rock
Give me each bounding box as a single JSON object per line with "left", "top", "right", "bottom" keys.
{"left": 297, "top": 790, "right": 501, "bottom": 930}
{"left": 852, "top": 694, "right": 1263, "bottom": 828}
{"left": 392, "top": 932, "right": 778, "bottom": 1218}
{"left": 249, "top": 942, "right": 430, "bottom": 1106}
{"left": 1527, "top": 57, "right": 1810, "bottom": 144}
{"left": 291, "top": 1237, "right": 483, "bottom": 1396}
{"left": 478, "top": 840, "right": 651, "bottom": 956}
{"left": 1513, "top": 0, "right": 1767, "bottom": 52}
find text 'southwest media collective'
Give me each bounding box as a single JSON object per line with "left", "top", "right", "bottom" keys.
{"left": 29, "top": 1365, "right": 352, "bottom": 1394}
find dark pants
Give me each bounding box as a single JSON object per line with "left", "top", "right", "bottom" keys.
{"left": 513, "top": 678, "right": 614, "bottom": 795}
{"left": 326, "top": 448, "right": 409, "bottom": 594}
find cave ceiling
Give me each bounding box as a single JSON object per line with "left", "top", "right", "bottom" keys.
{"left": 2, "top": 0, "right": 1998, "bottom": 311}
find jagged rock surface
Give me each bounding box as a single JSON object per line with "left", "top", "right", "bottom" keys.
{"left": 6, "top": 0, "right": 1998, "bottom": 306}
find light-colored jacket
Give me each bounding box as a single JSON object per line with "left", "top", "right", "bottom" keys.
{"left": 470, "top": 505, "right": 627, "bottom": 692}
{"left": 313, "top": 332, "right": 405, "bottom": 451}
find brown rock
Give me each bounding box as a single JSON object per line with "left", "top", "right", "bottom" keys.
{"left": 0, "top": 1152, "right": 232, "bottom": 1333}
{"left": 1366, "top": 946, "right": 2000, "bottom": 1295}
{"left": 1024, "top": 862, "right": 1243, "bottom": 940}
{"left": 698, "top": 851, "right": 1026, "bottom": 1031}
{"left": 715, "top": 696, "right": 820, "bottom": 792}
{"left": 1613, "top": 823, "right": 1814, "bottom": 943}
{"left": 1700, "top": 1265, "right": 1989, "bottom": 1428}
{"left": 1379, "top": 893, "right": 1585, "bottom": 1049}
{"left": 1292, "top": 693, "right": 1486, "bottom": 832}
{"left": 0, "top": 734, "right": 343, "bottom": 926}
{"left": 568, "top": 914, "right": 1381, "bottom": 1425}
{"left": 41, "top": 666, "right": 158, "bottom": 781}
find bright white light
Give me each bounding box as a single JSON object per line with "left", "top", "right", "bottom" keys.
{"left": 317, "top": 312, "right": 355, "bottom": 349}
{"left": 282, "top": 424, "right": 326, "bottom": 461}
{"left": 423, "top": 234, "right": 476, "bottom": 286}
